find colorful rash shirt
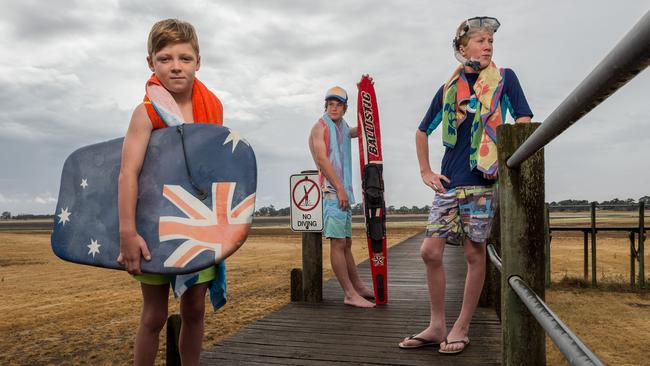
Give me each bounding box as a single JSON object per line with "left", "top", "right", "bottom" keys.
{"left": 418, "top": 68, "right": 533, "bottom": 189}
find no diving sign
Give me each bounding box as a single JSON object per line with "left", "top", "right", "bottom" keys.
{"left": 290, "top": 173, "right": 323, "bottom": 232}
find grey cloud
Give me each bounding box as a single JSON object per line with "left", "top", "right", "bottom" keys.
{"left": 1, "top": 0, "right": 649, "bottom": 214}
{"left": 1, "top": 0, "right": 96, "bottom": 40}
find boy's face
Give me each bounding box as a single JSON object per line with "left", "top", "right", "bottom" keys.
{"left": 147, "top": 42, "right": 201, "bottom": 95}
{"left": 459, "top": 30, "right": 494, "bottom": 70}
{"left": 325, "top": 99, "right": 346, "bottom": 122}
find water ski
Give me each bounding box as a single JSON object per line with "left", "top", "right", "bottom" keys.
{"left": 357, "top": 75, "right": 388, "bottom": 304}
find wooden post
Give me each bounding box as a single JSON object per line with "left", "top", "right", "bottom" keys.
{"left": 629, "top": 232, "right": 636, "bottom": 288}
{"left": 291, "top": 268, "right": 303, "bottom": 301}
{"left": 545, "top": 203, "right": 551, "bottom": 288}
{"left": 639, "top": 202, "right": 645, "bottom": 288}
{"left": 591, "top": 202, "right": 597, "bottom": 287}
{"left": 302, "top": 232, "right": 323, "bottom": 302}
{"left": 583, "top": 231, "right": 589, "bottom": 282}
{"left": 497, "top": 123, "right": 545, "bottom": 366}
{"left": 166, "top": 314, "right": 182, "bottom": 366}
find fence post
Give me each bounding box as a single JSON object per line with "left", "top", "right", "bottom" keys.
{"left": 591, "top": 202, "right": 597, "bottom": 287}
{"left": 545, "top": 203, "right": 551, "bottom": 288}
{"left": 630, "top": 232, "right": 636, "bottom": 288}
{"left": 497, "top": 123, "right": 546, "bottom": 366}
{"left": 302, "top": 232, "right": 323, "bottom": 302}
{"left": 583, "top": 231, "right": 589, "bottom": 282}
{"left": 166, "top": 314, "right": 182, "bottom": 366}
{"left": 290, "top": 268, "right": 303, "bottom": 301}
{"left": 639, "top": 202, "right": 645, "bottom": 288}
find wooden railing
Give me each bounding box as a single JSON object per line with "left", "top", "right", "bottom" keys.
{"left": 547, "top": 201, "right": 647, "bottom": 288}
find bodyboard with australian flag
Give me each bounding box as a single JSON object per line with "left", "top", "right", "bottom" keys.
{"left": 357, "top": 75, "right": 388, "bottom": 304}
{"left": 51, "top": 124, "right": 257, "bottom": 275}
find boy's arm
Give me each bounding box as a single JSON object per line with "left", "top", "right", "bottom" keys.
{"left": 117, "top": 104, "right": 153, "bottom": 275}
{"left": 309, "top": 123, "right": 349, "bottom": 209}
{"left": 505, "top": 69, "right": 533, "bottom": 124}
{"left": 349, "top": 127, "right": 358, "bottom": 138}
{"left": 416, "top": 129, "right": 449, "bottom": 193}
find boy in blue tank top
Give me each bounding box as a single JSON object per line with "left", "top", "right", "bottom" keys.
{"left": 398, "top": 17, "right": 533, "bottom": 354}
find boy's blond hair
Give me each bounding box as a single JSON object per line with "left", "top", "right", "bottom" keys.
{"left": 454, "top": 24, "right": 494, "bottom": 50}
{"left": 147, "top": 19, "right": 199, "bottom": 56}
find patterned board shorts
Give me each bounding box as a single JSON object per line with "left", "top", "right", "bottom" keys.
{"left": 323, "top": 193, "right": 352, "bottom": 239}
{"left": 425, "top": 186, "right": 496, "bottom": 245}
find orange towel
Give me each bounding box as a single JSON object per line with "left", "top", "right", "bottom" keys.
{"left": 143, "top": 74, "right": 223, "bottom": 130}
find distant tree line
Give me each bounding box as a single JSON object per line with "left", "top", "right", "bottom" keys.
{"left": 549, "top": 196, "right": 650, "bottom": 211}
{"left": 254, "top": 204, "right": 432, "bottom": 217}
{"left": 0, "top": 212, "right": 54, "bottom": 220}
{"left": 254, "top": 205, "right": 290, "bottom": 217}
{"left": 253, "top": 196, "right": 650, "bottom": 216}
{"left": 2, "top": 196, "right": 648, "bottom": 219}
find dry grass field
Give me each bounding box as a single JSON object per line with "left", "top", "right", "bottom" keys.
{"left": 1, "top": 212, "right": 648, "bottom": 365}
{"left": 0, "top": 223, "right": 422, "bottom": 365}
{"left": 544, "top": 210, "right": 649, "bottom": 366}
{"left": 545, "top": 234, "right": 650, "bottom": 366}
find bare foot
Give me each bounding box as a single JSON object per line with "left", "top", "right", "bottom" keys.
{"left": 344, "top": 294, "right": 376, "bottom": 308}
{"left": 354, "top": 285, "right": 375, "bottom": 299}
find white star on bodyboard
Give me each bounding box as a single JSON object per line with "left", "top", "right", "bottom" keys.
{"left": 58, "top": 207, "right": 71, "bottom": 226}
{"left": 223, "top": 130, "right": 249, "bottom": 153}
{"left": 80, "top": 179, "right": 88, "bottom": 189}
{"left": 87, "top": 239, "right": 101, "bottom": 258}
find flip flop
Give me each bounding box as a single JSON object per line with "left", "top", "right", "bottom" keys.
{"left": 438, "top": 337, "right": 470, "bottom": 355}
{"left": 398, "top": 334, "right": 440, "bottom": 349}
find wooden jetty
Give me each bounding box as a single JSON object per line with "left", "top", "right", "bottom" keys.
{"left": 202, "top": 233, "right": 501, "bottom": 365}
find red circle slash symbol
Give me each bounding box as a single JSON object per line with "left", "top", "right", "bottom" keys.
{"left": 292, "top": 177, "right": 320, "bottom": 212}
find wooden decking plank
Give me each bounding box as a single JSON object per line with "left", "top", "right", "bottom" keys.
{"left": 202, "top": 233, "right": 502, "bottom": 365}
{"left": 217, "top": 331, "right": 500, "bottom": 359}
{"left": 209, "top": 341, "right": 499, "bottom": 366}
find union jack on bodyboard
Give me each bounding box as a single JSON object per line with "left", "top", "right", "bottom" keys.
{"left": 51, "top": 124, "right": 257, "bottom": 274}
{"left": 357, "top": 75, "right": 388, "bottom": 304}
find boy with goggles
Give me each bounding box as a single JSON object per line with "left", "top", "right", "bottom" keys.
{"left": 398, "top": 16, "right": 533, "bottom": 355}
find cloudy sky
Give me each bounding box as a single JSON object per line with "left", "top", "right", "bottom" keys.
{"left": 1, "top": 0, "right": 648, "bottom": 214}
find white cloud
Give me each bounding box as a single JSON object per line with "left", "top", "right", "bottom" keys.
{"left": 33, "top": 195, "right": 58, "bottom": 204}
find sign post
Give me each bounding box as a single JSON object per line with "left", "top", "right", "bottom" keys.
{"left": 290, "top": 172, "right": 323, "bottom": 232}
{"left": 290, "top": 171, "right": 323, "bottom": 302}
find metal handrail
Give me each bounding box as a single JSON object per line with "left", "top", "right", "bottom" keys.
{"left": 508, "top": 277, "right": 605, "bottom": 366}
{"left": 507, "top": 10, "right": 650, "bottom": 168}
{"left": 486, "top": 244, "right": 605, "bottom": 366}
{"left": 487, "top": 243, "right": 502, "bottom": 271}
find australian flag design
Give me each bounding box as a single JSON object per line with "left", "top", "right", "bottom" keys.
{"left": 51, "top": 124, "right": 257, "bottom": 276}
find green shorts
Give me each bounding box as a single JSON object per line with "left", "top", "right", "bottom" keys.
{"left": 134, "top": 265, "right": 218, "bottom": 286}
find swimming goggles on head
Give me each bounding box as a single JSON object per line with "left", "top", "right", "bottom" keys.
{"left": 456, "top": 16, "right": 500, "bottom": 39}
